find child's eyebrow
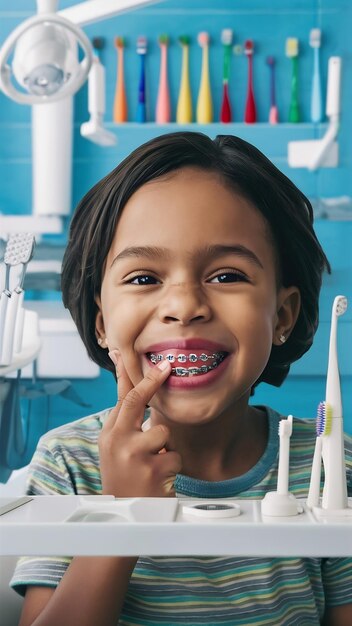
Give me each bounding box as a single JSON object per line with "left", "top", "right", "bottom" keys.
{"left": 110, "top": 244, "right": 263, "bottom": 269}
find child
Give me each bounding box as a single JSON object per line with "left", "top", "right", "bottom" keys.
{"left": 11, "top": 132, "right": 352, "bottom": 626}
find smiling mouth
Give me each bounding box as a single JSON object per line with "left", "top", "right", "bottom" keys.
{"left": 146, "top": 351, "right": 228, "bottom": 376}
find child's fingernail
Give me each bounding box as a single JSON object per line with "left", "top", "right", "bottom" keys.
{"left": 157, "top": 359, "right": 170, "bottom": 371}
{"left": 108, "top": 350, "right": 120, "bottom": 366}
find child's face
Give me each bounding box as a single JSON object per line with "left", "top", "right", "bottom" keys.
{"left": 96, "top": 168, "right": 299, "bottom": 425}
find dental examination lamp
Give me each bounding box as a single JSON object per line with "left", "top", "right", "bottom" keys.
{"left": 0, "top": 0, "right": 163, "bottom": 236}
{"left": 0, "top": 0, "right": 93, "bottom": 105}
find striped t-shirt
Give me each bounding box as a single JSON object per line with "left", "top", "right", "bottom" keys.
{"left": 10, "top": 406, "right": 352, "bottom": 626}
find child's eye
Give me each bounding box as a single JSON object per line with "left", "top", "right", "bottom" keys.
{"left": 208, "top": 271, "right": 248, "bottom": 284}
{"left": 126, "top": 274, "right": 159, "bottom": 285}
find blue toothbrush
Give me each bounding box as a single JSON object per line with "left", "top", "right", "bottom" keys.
{"left": 136, "top": 35, "right": 147, "bottom": 122}
{"left": 310, "top": 28, "right": 323, "bottom": 123}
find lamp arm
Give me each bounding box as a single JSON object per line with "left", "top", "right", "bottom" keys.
{"left": 59, "top": 0, "right": 164, "bottom": 27}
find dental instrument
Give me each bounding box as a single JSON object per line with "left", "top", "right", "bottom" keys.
{"left": 261, "top": 415, "right": 302, "bottom": 516}
{"left": 220, "top": 29, "right": 233, "bottom": 123}
{"left": 156, "top": 34, "right": 171, "bottom": 123}
{"left": 286, "top": 37, "right": 300, "bottom": 123}
{"left": 113, "top": 37, "right": 128, "bottom": 123}
{"left": 310, "top": 28, "right": 323, "bottom": 123}
{"left": 320, "top": 295, "right": 349, "bottom": 513}
{"left": 0, "top": 233, "right": 36, "bottom": 367}
{"left": 80, "top": 37, "right": 117, "bottom": 146}
{"left": 244, "top": 39, "right": 256, "bottom": 123}
{"left": 196, "top": 32, "right": 213, "bottom": 123}
{"left": 288, "top": 56, "right": 342, "bottom": 169}
{"left": 176, "top": 35, "right": 192, "bottom": 123}
{"left": 136, "top": 36, "right": 147, "bottom": 122}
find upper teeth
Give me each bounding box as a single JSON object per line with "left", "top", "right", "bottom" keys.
{"left": 148, "top": 352, "right": 223, "bottom": 364}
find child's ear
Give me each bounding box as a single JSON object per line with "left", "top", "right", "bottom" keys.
{"left": 95, "top": 295, "right": 108, "bottom": 348}
{"left": 273, "top": 286, "right": 301, "bottom": 346}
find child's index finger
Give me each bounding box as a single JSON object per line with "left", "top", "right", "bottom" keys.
{"left": 113, "top": 359, "right": 171, "bottom": 433}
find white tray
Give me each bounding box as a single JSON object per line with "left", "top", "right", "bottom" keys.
{"left": 1, "top": 496, "right": 352, "bottom": 557}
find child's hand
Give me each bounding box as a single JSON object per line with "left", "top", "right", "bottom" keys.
{"left": 98, "top": 353, "right": 182, "bottom": 498}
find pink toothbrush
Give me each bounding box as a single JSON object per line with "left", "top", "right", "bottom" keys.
{"left": 244, "top": 39, "right": 257, "bottom": 123}
{"left": 156, "top": 34, "right": 171, "bottom": 123}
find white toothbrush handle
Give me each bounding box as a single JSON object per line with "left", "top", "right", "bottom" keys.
{"left": 307, "top": 436, "right": 323, "bottom": 508}
{"left": 326, "top": 56, "right": 341, "bottom": 118}
{"left": 0, "top": 290, "right": 11, "bottom": 359}
{"left": 311, "top": 48, "right": 322, "bottom": 123}
{"left": 277, "top": 435, "right": 290, "bottom": 494}
{"left": 14, "top": 290, "right": 25, "bottom": 353}
{"left": 0, "top": 288, "right": 21, "bottom": 365}
{"left": 322, "top": 418, "right": 348, "bottom": 510}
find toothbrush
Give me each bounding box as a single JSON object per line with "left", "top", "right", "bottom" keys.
{"left": 277, "top": 415, "right": 293, "bottom": 496}
{"left": 266, "top": 56, "right": 278, "bottom": 124}
{"left": 306, "top": 401, "right": 332, "bottom": 508}
{"left": 0, "top": 233, "right": 35, "bottom": 366}
{"left": 321, "top": 295, "right": 349, "bottom": 511}
{"left": 286, "top": 38, "right": 300, "bottom": 123}
{"left": 220, "top": 29, "right": 233, "bottom": 123}
{"left": 136, "top": 36, "right": 147, "bottom": 123}
{"left": 0, "top": 242, "right": 12, "bottom": 362}
{"left": 310, "top": 28, "right": 323, "bottom": 123}
{"left": 196, "top": 32, "right": 213, "bottom": 123}
{"left": 156, "top": 34, "right": 171, "bottom": 123}
{"left": 176, "top": 35, "right": 192, "bottom": 123}
{"left": 244, "top": 40, "right": 256, "bottom": 123}
{"left": 113, "top": 37, "right": 128, "bottom": 123}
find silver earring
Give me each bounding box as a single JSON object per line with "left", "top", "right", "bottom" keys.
{"left": 279, "top": 334, "right": 286, "bottom": 344}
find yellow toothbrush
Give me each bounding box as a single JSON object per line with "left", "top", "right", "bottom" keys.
{"left": 196, "top": 31, "right": 212, "bottom": 123}
{"left": 176, "top": 35, "right": 192, "bottom": 123}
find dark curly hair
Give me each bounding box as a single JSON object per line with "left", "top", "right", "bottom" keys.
{"left": 61, "top": 131, "right": 330, "bottom": 389}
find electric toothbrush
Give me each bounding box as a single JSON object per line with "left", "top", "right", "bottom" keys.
{"left": 136, "top": 36, "right": 147, "bottom": 123}
{"left": 309, "top": 28, "right": 323, "bottom": 123}
{"left": 196, "top": 32, "right": 213, "bottom": 123}
{"left": 321, "top": 295, "right": 349, "bottom": 512}
{"left": 176, "top": 35, "right": 192, "bottom": 123}
{"left": 155, "top": 34, "right": 171, "bottom": 123}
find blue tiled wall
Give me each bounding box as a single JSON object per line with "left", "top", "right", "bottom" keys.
{"left": 1, "top": 0, "right": 351, "bottom": 442}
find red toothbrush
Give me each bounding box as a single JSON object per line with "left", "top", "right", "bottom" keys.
{"left": 244, "top": 39, "right": 256, "bottom": 123}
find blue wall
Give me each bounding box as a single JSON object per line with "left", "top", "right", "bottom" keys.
{"left": 1, "top": 0, "right": 351, "bottom": 445}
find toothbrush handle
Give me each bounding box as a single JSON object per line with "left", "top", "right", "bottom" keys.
{"left": 176, "top": 46, "right": 192, "bottom": 123}
{"left": 113, "top": 47, "right": 128, "bottom": 123}
{"left": 14, "top": 290, "right": 25, "bottom": 353}
{"left": 289, "top": 57, "right": 300, "bottom": 123}
{"left": 0, "top": 290, "right": 10, "bottom": 359}
{"left": 311, "top": 49, "right": 322, "bottom": 123}
{"left": 277, "top": 436, "right": 290, "bottom": 494}
{"left": 244, "top": 56, "right": 256, "bottom": 123}
{"left": 196, "top": 46, "right": 213, "bottom": 123}
{"left": 306, "top": 436, "right": 323, "bottom": 508}
{"left": 136, "top": 55, "right": 146, "bottom": 123}
{"left": 0, "top": 289, "right": 21, "bottom": 366}
{"left": 220, "top": 83, "right": 232, "bottom": 123}
{"left": 156, "top": 45, "right": 171, "bottom": 123}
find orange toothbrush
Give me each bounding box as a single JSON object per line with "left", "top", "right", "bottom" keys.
{"left": 113, "top": 36, "right": 128, "bottom": 122}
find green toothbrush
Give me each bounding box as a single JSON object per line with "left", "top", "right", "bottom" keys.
{"left": 286, "top": 38, "right": 300, "bottom": 123}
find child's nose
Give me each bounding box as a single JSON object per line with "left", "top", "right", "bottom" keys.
{"left": 158, "top": 283, "right": 212, "bottom": 325}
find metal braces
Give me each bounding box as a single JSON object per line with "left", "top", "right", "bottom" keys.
{"left": 149, "top": 352, "right": 223, "bottom": 365}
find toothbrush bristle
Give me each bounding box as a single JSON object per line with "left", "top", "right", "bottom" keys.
{"left": 137, "top": 36, "right": 147, "bottom": 54}
{"left": 286, "top": 38, "right": 299, "bottom": 57}
{"left": 221, "top": 29, "right": 233, "bottom": 45}
{"left": 316, "top": 401, "right": 332, "bottom": 436}
{"left": 4, "top": 233, "right": 35, "bottom": 265}
{"left": 309, "top": 28, "right": 321, "bottom": 48}
{"left": 115, "top": 36, "right": 125, "bottom": 48}
{"left": 158, "top": 34, "right": 169, "bottom": 46}
{"left": 334, "top": 295, "right": 348, "bottom": 317}
{"left": 244, "top": 39, "right": 254, "bottom": 55}
{"left": 178, "top": 35, "right": 190, "bottom": 46}
{"left": 197, "top": 31, "right": 210, "bottom": 47}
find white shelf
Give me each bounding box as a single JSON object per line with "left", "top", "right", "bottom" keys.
{"left": 0, "top": 496, "right": 351, "bottom": 557}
